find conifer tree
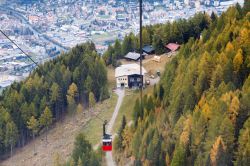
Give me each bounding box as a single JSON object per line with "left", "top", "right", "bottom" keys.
{"left": 67, "top": 83, "right": 79, "bottom": 112}
{"left": 50, "top": 82, "right": 61, "bottom": 119}
{"left": 210, "top": 136, "right": 227, "bottom": 166}
{"left": 39, "top": 106, "right": 53, "bottom": 143}
{"left": 171, "top": 144, "right": 186, "bottom": 166}
{"left": 84, "top": 75, "right": 93, "bottom": 94}
{"left": 5, "top": 121, "right": 18, "bottom": 158}
{"left": 113, "top": 39, "right": 122, "bottom": 59}
{"left": 114, "top": 115, "right": 127, "bottom": 152}
{"left": 27, "top": 116, "right": 39, "bottom": 153}
{"left": 89, "top": 92, "right": 96, "bottom": 111}
{"left": 233, "top": 49, "right": 243, "bottom": 72}
{"left": 142, "top": 29, "right": 151, "bottom": 46}
{"left": 219, "top": 117, "right": 235, "bottom": 164}
{"left": 152, "top": 35, "right": 165, "bottom": 55}
{"left": 235, "top": 118, "right": 250, "bottom": 165}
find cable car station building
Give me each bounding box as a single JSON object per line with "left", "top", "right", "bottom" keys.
{"left": 115, "top": 63, "right": 147, "bottom": 88}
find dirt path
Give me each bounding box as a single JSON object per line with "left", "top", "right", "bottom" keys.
{"left": 105, "top": 89, "right": 125, "bottom": 166}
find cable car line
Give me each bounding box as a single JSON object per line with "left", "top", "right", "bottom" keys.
{"left": 0, "top": 29, "right": 55, "bottom": 83}
{"left": 0, "top": 27, "right": 113, "bottom": 152}
{"left": 0, "top": 0, "right": 144, "bottom": 153}
{"left": 0, "top": 29, "right": 39, "bottom": 67}
{"left": 86, "top": 110, "right": 112, "bottom": 152}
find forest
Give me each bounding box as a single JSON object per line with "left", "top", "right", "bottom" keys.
{"left": 0, "top": 1, "right": 249, "bottom": 166}
{"left": 114, "top": 1, "right": 250, "bottom": 166}
{"left": 0, "top": 42, "right": 109, "bottom": 159}
{"left": 103, "top": 11, "right": 210, "bottom": 66}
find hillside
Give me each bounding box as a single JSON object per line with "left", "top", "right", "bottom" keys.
{"left": 0, "top": 94, "right": 116, "bottom": 166}
{"left": 0, "top": 42, "right": 108, "bottom": 160}
{"left": 114, "top": 2, "right": 250, "bottom": 166}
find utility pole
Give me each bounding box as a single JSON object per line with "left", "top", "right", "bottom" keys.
{"left": 139, "top": 0, "right": 143, "bottom": 115}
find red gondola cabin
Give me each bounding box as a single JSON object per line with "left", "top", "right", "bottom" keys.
{"left": 102, "top": 120, "right": 112, "bottom": 151}
{"left": 102, "top": 134, "right": 112, "bottom": 151}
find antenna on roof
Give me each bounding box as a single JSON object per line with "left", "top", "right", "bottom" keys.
{"left": 139, "top": 0, "right": 143, "bottom": 113}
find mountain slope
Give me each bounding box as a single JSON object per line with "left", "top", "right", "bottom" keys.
{"left": 114, "top": 3, "right": 250, "bottom": 166}
{"left": 0, "top": 42, "right": 109, "bottom": 159}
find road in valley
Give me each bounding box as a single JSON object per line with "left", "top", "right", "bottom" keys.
{"left": 0, "top": 5, "right": 69, "bottom": 52}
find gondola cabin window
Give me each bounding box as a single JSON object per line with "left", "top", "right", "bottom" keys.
{"left": 102, "top": 138, "right": 112, "bottom": 151}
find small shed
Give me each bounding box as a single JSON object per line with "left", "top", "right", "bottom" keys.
{"left": 142, "top": 45, "right": 155, "bottom": 54}
{"left": 165, "top": 43, "right": 180, "bottom": 52}
{"left": 124, "top": 52, "right": 141, "bottom": 61}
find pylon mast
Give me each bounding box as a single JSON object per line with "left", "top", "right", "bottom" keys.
{"left": 139, "top": 0, "right": 143, "bottom": 116}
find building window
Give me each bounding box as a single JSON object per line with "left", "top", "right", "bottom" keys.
{"left": 137, "top": 78, "right": 141, "bottom": 81}
{"left": 130, "top": 78, "right": 134, "bottom": 82}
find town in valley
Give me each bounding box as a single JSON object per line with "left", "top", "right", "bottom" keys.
{"left": 0, "top": 0, "right": 243, "bottom": 91}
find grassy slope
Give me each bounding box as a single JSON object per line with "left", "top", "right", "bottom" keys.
{"left": 0, "top": 94, "right": 117, "bottom": 166}
{"left": 113, "top": 87, "right": 154, "bottom": 134}
{"left": 82, "top": 93, "right": 118, "bottom": 145}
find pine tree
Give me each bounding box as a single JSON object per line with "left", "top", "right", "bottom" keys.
{"left": 210, "top": 136, "right": 227, "bottom": 166}
{"left": 122, "top": 126, "right": 133, "bottom": 156}
{"left": 210, "top": 11, "right": 217, "bottom": 22}
{"left": 71, "top": 133, "right": 99, "bottom": 165}
{"left": 51, "top": 83, "right": 59, "bottom": 103}
{"left": 132, "top": 129, "right": 142, "bottom": 158}
{"left": 133, "top": 99, "right": 140, "bottom": 125}
{"left": 89, "top": 92, "right": 96, "bottom": 111}
{"left": 152, "top": 35, "right": 165, "bottom": 55}
{"left": 117, "top": 115, "right": 126, "bottom": 151}
{"left": 5, "top": 121, "right": 18, "bottom": 158}
{"left": 113, "top": 39, "right": 122, "bottom": 59}
{"left": 50, "top": 82, "right": 61, "bottom": 120}
{"left": 142, "top": 29, "right": 151, "bottom": 46}
{"left": 180, "top": 117, "right": 191, "bottom": 147}
{"left": 171, "top": 144, "right": 186, "bottom": 166}
{"left": 233, "top": 49, "right": 243, "bottom": 72}
{"left": 21, "top": 102, "right": 35, "bottom": 124}
{"left": 122, "top": 35, "right": 133, "bottom": 55}
{"left": 84, "top": 75, "right": 93, "bottom": 94}
{"left": 219, "top": 117, "right": 235, "bottom": 164}
{"left": 228, "top": 96, "right": 240, "bottom": 125}
{"left": 69, "top": 83, "right": 79, "bottom": 100}
{"left": 235, "top": 118, "right": 250, "bottom": 165}
{"left": 211, "top": 65, "right": 223, "bottom": 88}
{"left": 195, "top": 71, "right": 207, "bottom": 99}
{"left": 39, "top": 106, "right": 53, "bottom": 143}
{"left": 67, "top": 83, "right": 79, "bottom": 112}
{"left": 243, "top": 0, "right": 250, "bottom": 14}
{"left": 27, "top": 116, "right": 39, "bottom": 153}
